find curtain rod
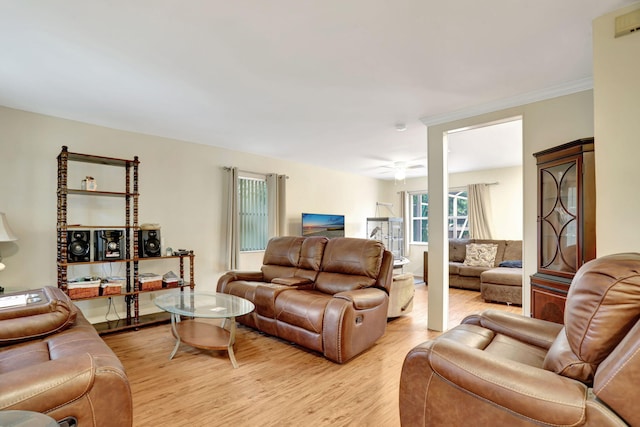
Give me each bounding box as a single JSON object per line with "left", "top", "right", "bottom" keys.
{"left": 398, "top": 181, "right": 499, "bottom": 194}
{"left": 223, "top": 166, "right": 289, "bottom": 179}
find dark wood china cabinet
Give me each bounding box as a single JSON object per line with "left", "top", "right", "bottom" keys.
{"left": 531, "top": 138, "right": 595, "bottom": 324}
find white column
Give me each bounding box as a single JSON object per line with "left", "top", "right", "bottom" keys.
{"left": 427, "top": 129, "right": 449, "bottom": 331}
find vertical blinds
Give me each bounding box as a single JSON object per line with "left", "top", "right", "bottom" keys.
{"left": 238, "top": 176, "right": 268, "bottom": 251}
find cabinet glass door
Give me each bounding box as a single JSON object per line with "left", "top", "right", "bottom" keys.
{"left": 539, "top": 159, "right": 578, "bottom": 276}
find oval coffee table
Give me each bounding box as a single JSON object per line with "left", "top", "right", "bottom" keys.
{"left": 154, "top": 291, "right": 255, "bottom": 368}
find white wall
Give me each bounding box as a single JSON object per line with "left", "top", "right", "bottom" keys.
{"left": 0, "top": 106, "right": 386, "bottom": 322}
{"left": 593, "top": 2, "right": 640, "bottom": 255}
{"left": 380, "top": 165, "right": 523, "bottom": 278}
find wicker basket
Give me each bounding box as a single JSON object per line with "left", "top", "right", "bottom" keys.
{"left": 140, "top": 280, "right": 162, "bottom": 291}
{"left": 67, "top": 281, "right": 100, "bottom": 299}
{"left": 100, "top": 284, "right": 122, "bottom": 296}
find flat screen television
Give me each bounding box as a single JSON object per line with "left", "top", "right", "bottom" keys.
{"left": 301, "top": 213, "right": 345, "bottom": 238}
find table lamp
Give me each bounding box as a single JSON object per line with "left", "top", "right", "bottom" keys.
{"left": 0, "top": 212, "right": 18, "bottom": 272}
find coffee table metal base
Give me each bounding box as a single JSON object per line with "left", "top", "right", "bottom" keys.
{"left": 169, "top": 314, "right": 240, "bottom": 368}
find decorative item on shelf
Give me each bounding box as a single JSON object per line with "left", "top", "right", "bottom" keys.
{"left": 138, "top": 272, "right": 163, "bottom": 291}
{"left": 165, "top": 247, "right": 173, "bottom": 256}
{"left": 81, "top": 176, "right": 97, "bottom": 191}
{"left": 173, "top": 249, "right": 191, "bottom": 256}
{"left": 162, "top": 270, "right": 183, "bottom": 288}
{"left": 140, "top": 223, "right": 160, "bottom": 230}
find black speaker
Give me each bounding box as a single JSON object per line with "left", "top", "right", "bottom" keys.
{"left": 94, "top": 230, "right": 124, "bottom": 261}
{"left": 67, "top": 230, "right": 90, "bottom": 262}
{"left": 139, "top": 229, "right": 161, "bottom": 257}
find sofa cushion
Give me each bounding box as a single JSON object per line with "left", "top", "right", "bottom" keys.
{"left": 504, "top": 240, "right": 523, "bottom": 262}
{"left": 275, "top": 290, "right": 331, "bottom": 333}
{"left": 464, "top": 243, "right": 498, "bottom": 267}
{"left": 480, "top": 267, "right": 523, "bottom": 287}
{"left": 298, "top": 236, "right": 328, "bottom": 271}
{"left": 261, "top": 236, "right": 305, "bottom": 282}
{"left": 315, "top": 272, "right": 377, "bottom": 294}
{"left": 262, "top": 265, "right": 298, "bottom": 282}
{"left": 320, "top": 238, "right": 383, "bottom": 277}
{"left": 262, "top": 236, "right": 304, "bottom": 267}
{"left": 449, "top": 262, "right": 463, "bottom": 275}
{"left": 315, "top": 238, "right": 383, "bottom": 294}
{"left": 449, "top": 239, "right": 470, "bottom": 263}
{"left": 458, "top": 265, "right": 491, "bottom": 278}
{"left": 0, "top": 341, "right": 50, "bottom": 372}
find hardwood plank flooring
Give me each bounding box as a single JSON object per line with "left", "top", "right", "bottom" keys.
{"left": 103, "top": 285, "right": 521, "bottom": 427}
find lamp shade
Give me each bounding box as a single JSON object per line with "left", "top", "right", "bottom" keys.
{"left": 0, "top": 212, "right": 18, "bottom": 242}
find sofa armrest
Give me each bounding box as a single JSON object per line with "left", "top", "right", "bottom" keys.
{"left": 401, "top": 339, "right": 587, "bottom": 426}
{"left": 0, "top": 353, "right": 96, "bottom": 412}
{"left": 462, "top": 309, "right": 563, "bottom": 350}
{"left": 217, "top": 271, "right": 265, "bottom": 292}
{"left": 0, "top": 287, "right": 77, "bottom": 346}
{"left": 333, "top": 288, "right": 387, "bottom": 310}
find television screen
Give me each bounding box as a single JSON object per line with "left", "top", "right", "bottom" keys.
{"left": 301, "top": 213, "right": 345, "bottom": 238}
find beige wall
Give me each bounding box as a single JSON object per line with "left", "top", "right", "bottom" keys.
{"left": 0, "top": 106, "right": 386, "bottom": 322}
{"left": 380, "top": 165, "right": 523, "bottom": 278}
{"left": 593, "top": 2, "right": 640, "bottom": 255}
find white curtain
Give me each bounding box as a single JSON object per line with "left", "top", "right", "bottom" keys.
{"left": 267, "top": 173, "right": 287, "bottom": 237}
{"left": 400, "top": 190, "right": 411, "bottom": 257}
{"left": 225, "top": 167, "right": 239, "bottom": 270}
{"left": 468, "top": 183, "right": 493, "bottom": 239}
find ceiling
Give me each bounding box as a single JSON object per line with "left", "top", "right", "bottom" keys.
{"left": 0, "top": 1, "right": 634, "bottom": 180}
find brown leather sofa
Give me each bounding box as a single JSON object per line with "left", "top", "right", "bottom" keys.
{"left": 400, "top": 252, "right": 640, "bottom": 426}
{"left": 0, "top": 286, "right": 132, "bottom": 426}
{"left": 217, "top": 236, "right": 393, "bottom": 363}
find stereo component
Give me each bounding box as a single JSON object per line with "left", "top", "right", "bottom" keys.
{"left": 94, "top": 230, "right": 124, "bottom": 261}
{"left": 67, "top": 230, "right": 91, "bottom": 263}
{"left": 139, "top": 229, "right": 161, "bottom": 258}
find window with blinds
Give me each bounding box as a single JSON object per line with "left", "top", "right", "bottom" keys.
{"left": 238, "top": 175, "right": 269, "bottom": 251}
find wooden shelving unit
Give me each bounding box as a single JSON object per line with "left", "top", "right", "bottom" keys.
{"left": 56, "top": 146, "right": 195, "bottom": 334}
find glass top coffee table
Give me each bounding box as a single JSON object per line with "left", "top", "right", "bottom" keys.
{"left": 154, "top": 291, "right": 255, "bottom": 368}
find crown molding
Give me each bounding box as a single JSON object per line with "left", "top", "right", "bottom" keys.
{"left": 420, "top": 77, "right": 594, "bottom": 127}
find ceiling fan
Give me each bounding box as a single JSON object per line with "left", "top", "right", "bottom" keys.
{"left": 382, "top": 161, "right": 426, "bottom": 181}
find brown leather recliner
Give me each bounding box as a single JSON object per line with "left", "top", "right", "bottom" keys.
{"left": 0, "top": 286, "right": 132, "bottom": 426}
{"left": 400, "top": 253, "right": 640, "bottom": 426}
{"left": 218, "top": 236, "right": 393, "bottom": 363}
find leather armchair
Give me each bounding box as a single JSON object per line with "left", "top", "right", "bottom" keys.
{"left": 400, "top": 253, "right": 640, "bottom": 426}
{"left": 0, "top": 287, "right": 132, "bottom": 426}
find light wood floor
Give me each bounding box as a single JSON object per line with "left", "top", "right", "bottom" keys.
{"left": 103, "top": 285, "right": 521, "bottom": 427}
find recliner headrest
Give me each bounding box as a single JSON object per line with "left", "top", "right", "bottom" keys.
{"left": 544, "top": 252, "right": 640, "bottom": 383}
{"left": 565, "top": 252, "right": 640, "bottom": 365}
{"left": 262, "top": 236, "right": 304, "bottom": 267}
